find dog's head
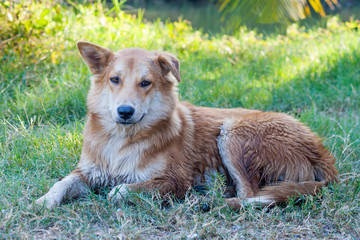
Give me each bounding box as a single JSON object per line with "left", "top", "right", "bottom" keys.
{"left": 77, "top": 41, "right": 181, "bottom": 129}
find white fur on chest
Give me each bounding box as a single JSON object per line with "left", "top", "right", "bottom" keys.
{"left": 78, "top": 132, "right": 164, "bottom": 187}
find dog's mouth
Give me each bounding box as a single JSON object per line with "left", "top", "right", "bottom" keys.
{"left": 116, "top": 114, "right": 145, "bottom": 125}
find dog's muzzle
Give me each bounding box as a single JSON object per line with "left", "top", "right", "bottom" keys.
{"left": 116, "top": 105, "right": 145, "bottom": 125}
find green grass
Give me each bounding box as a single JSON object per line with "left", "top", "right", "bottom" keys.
{"left": 1, "top": 1, "right": 360, "bottom": 239}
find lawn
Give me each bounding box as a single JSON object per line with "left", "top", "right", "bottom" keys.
{"left": 1, "top": 1, "right": 359, "bottom": 239}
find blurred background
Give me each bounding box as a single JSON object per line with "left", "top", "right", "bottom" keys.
{"left": 118, "top": 0, "right": 360, "bottom": 34}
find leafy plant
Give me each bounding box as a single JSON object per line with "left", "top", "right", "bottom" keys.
{"left": 217, "top": 0, "right": 341, "bottom": 29}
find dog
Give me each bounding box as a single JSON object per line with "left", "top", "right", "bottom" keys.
{"left": 35, "top": 41, "right": 338, "bottom": 209}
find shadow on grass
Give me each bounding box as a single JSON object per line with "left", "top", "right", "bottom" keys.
{"left": 270, "top": 47, "right": 360, "bottom": 115}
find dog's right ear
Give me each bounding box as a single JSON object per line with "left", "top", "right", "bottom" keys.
{"left": 77, "top": 41, "right": 113, "bottom": 75}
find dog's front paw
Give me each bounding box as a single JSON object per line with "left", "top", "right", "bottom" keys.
{"left": 108, "top": 184, "right": 130, "bottom": 203}
{"left": 35, "top": 195, "right": 61, "bottom": 209}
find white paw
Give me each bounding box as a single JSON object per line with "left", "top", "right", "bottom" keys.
{"left": 108, "top": 184, "right": 130, "bottom": 203}
{"left": 35, "top": 195, "right": 61, "bottom": 209}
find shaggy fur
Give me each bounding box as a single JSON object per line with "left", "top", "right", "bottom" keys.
{"left": 36, "top": 42, "right": 338, "bottom": 209}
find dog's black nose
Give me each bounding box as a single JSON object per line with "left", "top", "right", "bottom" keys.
{"left": 117, "top": 105, "right": 135, "bottom": 120}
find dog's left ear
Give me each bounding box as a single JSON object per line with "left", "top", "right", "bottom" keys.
{"left": 158, "top": 53, "right": 181, "bottom": 83}
{"left": 77, "top": 41, "right": 113, "bottom": 75}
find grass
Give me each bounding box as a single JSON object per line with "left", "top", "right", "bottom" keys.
{"left": 1, "top": 1, "right": 360, "bottom": 239}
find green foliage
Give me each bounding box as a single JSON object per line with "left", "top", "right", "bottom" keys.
{"left": 217, "top": 0, "right": 341, "bottom": 28}
{"left": 0, "top": 1, "right": 359, "bottom": 238}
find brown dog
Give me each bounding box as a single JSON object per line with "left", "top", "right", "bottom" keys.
{"left": 36, "top": 41, "right": 338, "bottom": 209}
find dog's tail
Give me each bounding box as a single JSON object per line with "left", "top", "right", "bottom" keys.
{"left": 245, "top": 181, "right": 327, "bottom": 205}
{"left": 225, "top": 181, "right": 334, "bottom": 209}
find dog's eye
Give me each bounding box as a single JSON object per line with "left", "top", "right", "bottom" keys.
{"left": 110, "top": 76, "right": 120, "bottom": 84}
{"left": 140, "top": 80, "right": 152, "bottom": 88}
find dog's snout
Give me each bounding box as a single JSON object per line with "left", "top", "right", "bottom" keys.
{"left": 117, "top": 105, "right": 135, "bottom": 120}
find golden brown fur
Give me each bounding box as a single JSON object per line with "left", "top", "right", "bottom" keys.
{"left": 35, "top": 42, "right": 337, "bottom": 209}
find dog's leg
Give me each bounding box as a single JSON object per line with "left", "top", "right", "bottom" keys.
{"left": 217, "top": 119, "right": 256, "bottom": 200}
{"left": 108, "top": 177, "right": 190, "bottom": 203}
{"left": 35, "top": 173, "right": 89, "bottom": 209}
{"left": 218, "top": 116, "right": 338, "bottom": 209}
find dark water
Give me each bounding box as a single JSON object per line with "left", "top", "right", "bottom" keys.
{"left": 124, "top": 1, "right": 360, "bottom": 35}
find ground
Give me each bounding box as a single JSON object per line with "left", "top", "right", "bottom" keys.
{"left": 0, "top": 1, "right": 359, "bottom": 239}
